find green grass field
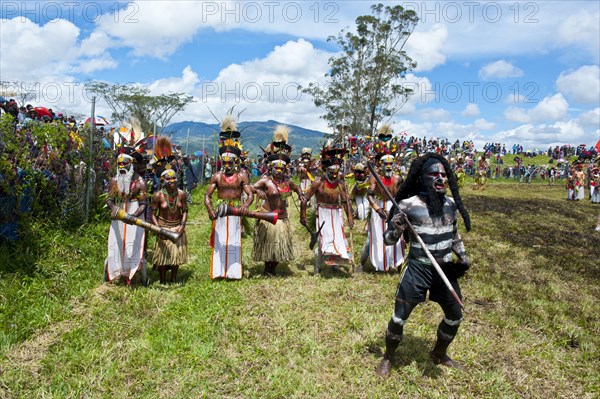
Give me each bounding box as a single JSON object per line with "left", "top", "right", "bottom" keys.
{"left": 1, "top": 181, "right": 598, "bottom": 398}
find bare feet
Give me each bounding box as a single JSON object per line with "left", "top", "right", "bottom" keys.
{"left": 375, "top": 358, "right": 392, "bottom": 378}
{"left": 430, "top": 351, "right": 464, "bottom": 370}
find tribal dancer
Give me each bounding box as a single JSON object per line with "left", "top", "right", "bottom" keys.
{"left": 298, "top": 148, "right": 316, "bottom": 192}
{"left": 252, "top": 126, "right": 304, "bottom": 276}
{"left": 591, "top": 157, "right": 600, "bottom": 204}
{"left": 204, "top": 116, "right": 253, "bottom": 280}
{"left": 301, "top": 143, "right": 354, "bottom": 274}
{"left": 105, "top": 153, "right": 148, "bottom": 285}
{"left": 298, "top": 147, "right": 317, "bottom": 209}
{"left": 151, "top": 168, "right": 188, "bottom": 284}
{"left": 350, "top": 162, "right": 371, "bottom": 221}
{"left": 573, "top": 161, "right": 586, "bottom": 200}
{"left": 360, "top": 126, "right": 405, "bottom": 273}
{"left": 454, "top": 156, "right": 466, "bottom": 189}
{"left": 473, "top": 154, "right": 489, "bottom": 190}
{"left": 375, "top": 153, "right": 471, "bottom": 377}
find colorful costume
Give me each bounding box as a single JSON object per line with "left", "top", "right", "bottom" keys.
{"left": 205, "top": 115, "right": 252, "bottom": 280}
{"left": 367, "top": 196, "right": 405, "bottom": 271}
{"left": 350, "top": 163, "right": 370, "bottom": 220}
{"left": 105, "top": 198, "right": 146, "bottom": 281}
{"left": 360, "top": 125, "right": 405, "bottom": 272}
{"left": 104, "top": 153, "right": 147, "bottom": 284}
{"left": 302, "top": 143, "right": 354, "bottom": 272}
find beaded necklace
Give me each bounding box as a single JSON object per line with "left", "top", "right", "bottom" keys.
{"left": 162, "top": 188, "right": 179, "bottom": 213}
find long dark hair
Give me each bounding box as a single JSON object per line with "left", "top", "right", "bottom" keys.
{"left": 390, "top": 153, "right": 471, "bottom": 231}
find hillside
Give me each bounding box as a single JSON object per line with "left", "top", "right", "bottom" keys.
{"left": 166, "top": 120, "right": 330, "bottom": 157}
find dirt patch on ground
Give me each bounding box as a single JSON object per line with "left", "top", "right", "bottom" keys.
{"left": 465, "top": 195, "right": 600, "bottom": 282}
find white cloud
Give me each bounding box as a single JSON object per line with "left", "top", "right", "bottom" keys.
{"left": 505, "top": 93, "right": 527, "bottom": 104}
{"left": 461, "top": 103, "right": 480, "bottom": 116}
{"left": 149, "top": 66, "right": 200, "bottom": 95}
{"left": 504, "top": 93, "right": 569, "bottom": 124}
{"left": 578, "top": 107, "right": 600, "bottom": 127}
{"left": 418, "top": 108, "right": 451, "bottom": 122}
{"left": 95, "top": 2, "right": 215, "bottom": 58}
{"left": 76, "top": 56, "right": 118, "bottom": 74}
{"left": 557, "top": 10, "right": 600, "bottom": 62}
{"left": 529, "top": 94, "right": 569, "bottom": 122}
{"left": 556, "top": 65, "right": 600, "bottom": 104}
{"left": 406, "top": 24, "right": 447, "bottom": 72}
{"left": 479, "top": 60, "right": 524, "bottom": 80}
{"left": 496, "top": 120, "right": 586, "bottom": 147}
{"left": 396, "top": 74, "right": 435, "bottom": 115}
{"left": 0, "top": 17, "right": 80, "bottom": 81}
{"left": 473, "top": 118, "right": 494, "bottom": 130}
{"left": 170, "top": 39, "right": 332, "bottom": 132}
{"left": 504, "top": 107, "right": 531, "bottom": 123}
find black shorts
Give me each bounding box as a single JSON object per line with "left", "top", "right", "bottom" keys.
{"left": 396, "top": 259, "right": 462, "bottom": 307}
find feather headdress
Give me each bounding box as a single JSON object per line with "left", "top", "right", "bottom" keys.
{"left": 264, "top": 125, "right": 292, "bottom": 164}
{"left": 154, "top": 136, "right": 173, "bottom": 160}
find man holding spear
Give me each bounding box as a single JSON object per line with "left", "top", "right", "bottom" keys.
{"left": 372, "top": 153, "right": 472, "bottom": 377}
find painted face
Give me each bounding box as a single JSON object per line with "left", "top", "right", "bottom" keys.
{"left": 326, "top": 164, "right": 340, "bottom": 181}
{"left": 354, "top": 170, "right": 366, "bottom": 182}
{"left": 270, "top": 160, "right": 286, "bottom": 179}
{"left": 422, "top": 161, "right": 447, "bottom": 194}
{"left": 381, "top": 156, "right": 394, "bottom": 177}
{"left": 162, "top": 170, "right": 177, "bottom": 188}
{"left": 117, "top": 156, "right": 132, "bottom": 174}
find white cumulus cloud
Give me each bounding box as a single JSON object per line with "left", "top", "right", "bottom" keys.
{"left": 479, "top": 60, "right": 524, "bottom": 80}
{"left": 504, "top": 93, "right": 569, "bottom": 124}
{"left": 461, "top": 103, "right": 480, "bottom": 117}
{"left": 556, "top": 65, "right": 600, "bottom": 104}
{"left": 406, "top": 24, "right": 447, "bottom": 72}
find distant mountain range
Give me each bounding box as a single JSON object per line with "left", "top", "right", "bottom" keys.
{"left": 165, "top": 120, "right": 330, "bottom": 157}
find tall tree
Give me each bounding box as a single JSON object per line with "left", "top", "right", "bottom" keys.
{"left": 85, "top": 81, "right": 194, "bottom": 135}
{"left": 302, "top": 4, "right": 418, "bottom": 140}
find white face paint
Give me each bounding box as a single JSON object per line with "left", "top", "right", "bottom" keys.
{"left": 270, "top": 160, "right": 287, "bottom": 179}
{"left": 326, "top": 164, "right": 340, "bottom": 181}
{"left": 116, "top": 163, "right": 134, "bottom": 194}
{"left": 381, "top": 156, "right": 394, "bottom": 177}
{"left": 422, "top": 162, "right": 447, "bottom": 194}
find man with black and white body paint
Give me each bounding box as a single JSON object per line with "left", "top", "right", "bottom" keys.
{"left": 375, "top": 153, "right": 472, "bottom": 378}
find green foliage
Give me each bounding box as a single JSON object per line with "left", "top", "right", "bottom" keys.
{"left": 302, "top": 3, "right": 419, "bottom": 139}
{"left": 0, "top": 114, "right": 111, "bottom": 235}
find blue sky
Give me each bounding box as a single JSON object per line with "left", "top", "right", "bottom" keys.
{"left": 1, "top": 1, "right": 599, "bottom": 150}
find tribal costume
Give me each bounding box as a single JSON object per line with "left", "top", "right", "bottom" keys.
{"left": 350, "top": 163, "right": 371, "bottom": 220}
{"left": 376, "top": 153, "right": 472, "bottom": 377}
{"left": 205, "top": 115, "right": 253, "bottom": 280}
{"left": 302, "top": 142, "right": 354, "bottom": 273}
{"left": 361, "top": 128, "right": 405, "bottom": 273}
{"left": 574, "top": 165, "right": 585, "bottom": 201}
{"left": 105, "top": 153, "right": 147, "bottom": 285}
{"left": 153, "top": 216, "right": 188, "bottom": 265}
{"left": 151, "top": 167, "right": 188, "bottom": 284}
{"left": 591, "top": 160, "right": 600, "bottom": 204}
{"left": 252, "top": 125, "right": 303, "bottom": 275}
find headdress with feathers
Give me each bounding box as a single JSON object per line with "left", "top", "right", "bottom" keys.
{"left": 320, "top": 139, "right": 347, "bottom": 169}
{"left": 374, "top": 124, "right": 393, "bottom": 160}
{"left": 265, "top": 125, "right": 292, "bottom": 164}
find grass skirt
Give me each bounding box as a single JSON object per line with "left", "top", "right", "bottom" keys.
{"left": 252, "top": 216, "right": 295, "bottom": 262}
{"left": 151, "top": 218, "right": 188, "bottom": 266}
